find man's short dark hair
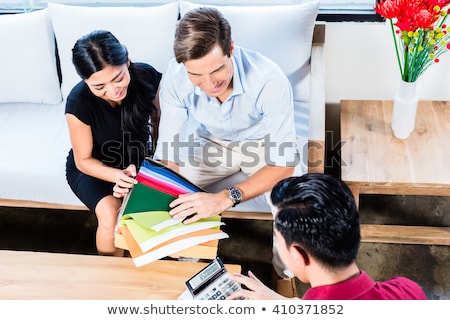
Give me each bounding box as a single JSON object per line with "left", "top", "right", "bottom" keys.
{"left": 272, "top": 173, "right": 361, "bottom": 269}
{"left": 174, "top": 7, "right": 232, "bottom": 63}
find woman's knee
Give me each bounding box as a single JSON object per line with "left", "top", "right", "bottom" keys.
{"left": 95, "top": 195, "right": 122, "bottom": 230}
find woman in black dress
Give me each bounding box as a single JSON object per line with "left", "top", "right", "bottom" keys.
{"left": 65, "top": 30, "right": 161, "bottom": 256}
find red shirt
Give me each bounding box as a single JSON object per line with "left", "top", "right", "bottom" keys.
{"left": 301, "top": 271, "right": 427, "bottom": 300}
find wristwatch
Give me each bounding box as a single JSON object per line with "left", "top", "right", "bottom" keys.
{"left": 227, "top": 187, "right": 242, "bottom": 207}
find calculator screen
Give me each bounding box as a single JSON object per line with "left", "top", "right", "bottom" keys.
{"left": 187, "top": 258, "right": 222, "bottom": 289}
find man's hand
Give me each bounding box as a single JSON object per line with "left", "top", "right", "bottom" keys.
{"left": 227, "top": 271, "right": 292, "bottom": 300}
{"left": 113, "top": 164, "right": 137, "bottom": 198}
{"left": 168, "top": 190, "right": 234, "bottom": 224}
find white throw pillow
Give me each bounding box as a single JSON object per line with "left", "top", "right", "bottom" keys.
{"left": 48, "top": 2, "right": 179, "bottom": 100}
{"left": 0, "top": 9, "right": 62, "bottom": 104}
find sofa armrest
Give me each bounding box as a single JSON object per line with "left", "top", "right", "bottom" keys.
{"left": 308, "top": 22, "right": 326, "bottom": 174}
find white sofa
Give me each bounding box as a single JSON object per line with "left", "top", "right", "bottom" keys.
{"left": 0, "top": 0, "right": 325, "bottom": 216}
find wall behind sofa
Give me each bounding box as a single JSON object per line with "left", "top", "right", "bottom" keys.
{"left": 325, "top": 21, "right": 450, "bottom": 104}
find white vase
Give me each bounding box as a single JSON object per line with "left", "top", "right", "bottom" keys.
{"left": 391, "top": 79, "right": 418, "bottom": 139}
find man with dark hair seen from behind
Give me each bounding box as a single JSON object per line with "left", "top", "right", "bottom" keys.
{"left": 227, "top": 173, "right": 427, "bottom": 300}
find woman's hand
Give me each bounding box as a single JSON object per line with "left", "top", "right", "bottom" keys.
{"left": 113, "top": 164, "right": 137, "bottom": 198}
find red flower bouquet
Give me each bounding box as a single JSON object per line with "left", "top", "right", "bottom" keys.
{"left": 375, "top": 0, "right": 450, "bottom": 82}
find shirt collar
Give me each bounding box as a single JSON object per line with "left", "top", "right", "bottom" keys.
{"left": 301, "top": 271, "right": 376, "bottom": 300}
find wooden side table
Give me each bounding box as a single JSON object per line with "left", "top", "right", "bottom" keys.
{"left": 340, "top": 100, "right": 450, "bottom": 245}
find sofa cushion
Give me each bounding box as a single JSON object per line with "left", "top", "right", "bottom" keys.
{"left": 0, "top": 9, "right": 62, "bottom": 104}
{"left": 48, "top": 2, "right": 179, "bottom": 100}
{"left": 0, "top": 102, "right": 83, "bottom": 206}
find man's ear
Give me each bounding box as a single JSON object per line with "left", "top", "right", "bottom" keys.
{"left": 290, "top": 245, "right": 310, "bottom": 266}
{"left": 229, "top": 40, "right": 235, "bottom": 57}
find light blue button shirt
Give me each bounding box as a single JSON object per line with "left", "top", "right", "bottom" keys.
{"left": 155, "top": 46, "right": 297, "bottom": 166}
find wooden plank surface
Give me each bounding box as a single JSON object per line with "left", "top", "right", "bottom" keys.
{"left": 361, "top": 224, "right": 450, "bottom": 246}
{"left": 340, "top": 100, "right": 450, "bottom": 189}
{"left": 222, "top": 210, "right": 273, "bottom": 220}
{"left": 0, "top": 250, "right": 240, "bottom": 300}
{"left": 0, "top": 198, "right": 88, "bottom": 211}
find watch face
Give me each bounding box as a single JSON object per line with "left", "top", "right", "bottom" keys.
{"left": 229, "top": 187, "right": 242, "bottom": 204}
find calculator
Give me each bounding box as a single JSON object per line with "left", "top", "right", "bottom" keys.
{"left": 184, "top": 257, "right": 242, "bottom": 300}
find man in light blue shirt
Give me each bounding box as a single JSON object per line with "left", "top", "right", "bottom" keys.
{"left": 156, "top": 45, "right": 296, "bottom": 167}
{"left": 155, "top": 7, "right": 297, "bottom": 225}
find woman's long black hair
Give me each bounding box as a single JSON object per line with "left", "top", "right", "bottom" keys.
{"left": 72, "top": 30, "right": 159, "bottom": 167}
{"left": 123, "top": 63, "right": 160, "bottom": 166}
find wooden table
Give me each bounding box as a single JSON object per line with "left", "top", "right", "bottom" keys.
{"left": 340, "top": 100, "right": 450, "bottom": 246}
{"left": 0, "top": 250, "right": 240, "bottom": 299}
